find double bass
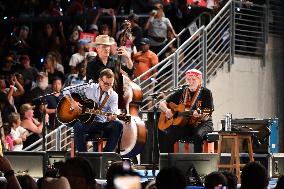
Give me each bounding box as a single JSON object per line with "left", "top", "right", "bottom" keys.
{"left": 114, "top": 22, "right": 147, "bottom": 158}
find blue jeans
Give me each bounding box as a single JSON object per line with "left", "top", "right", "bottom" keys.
{"left": 73, "top": 120, "right": 123, "bottom": 152}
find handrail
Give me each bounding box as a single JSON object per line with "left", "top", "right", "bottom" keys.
{"left": 206, "top": 0, "right": 232, "bottom": 29}
{"left": 157, "top": 12, "right": 212, "bottom": 57}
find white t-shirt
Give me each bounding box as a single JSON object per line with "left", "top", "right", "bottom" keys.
{"left": 69, "top": 52, "right": 97, "bottom": 67}
{"left": 10, "top": 126, "right": 27, "bottom": 151}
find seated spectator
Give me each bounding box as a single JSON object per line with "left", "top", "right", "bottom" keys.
{"left": 20, "top": 103, "right": 43, "bottom": 149}
{"left": 8, "top": 112, "right": 28, "bottom": 151}
{"left": 155, "top": 167, "right": 186, "bottom": 189}
{"left": 204, "top": 171, "right": 227, "bottom": 189}
{"left": 241, "top": 162, "right": 269, "bottom": 189}
{"left": 17, "top": 174, "right": 37, "bottom": 189}
{"left": 59, "top": 157, "right": 98, "bottom": 189}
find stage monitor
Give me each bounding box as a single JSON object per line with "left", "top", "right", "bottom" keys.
{"left": 4, "top": 151, "right": 47, "bottom": 178}
{"left": 159, "top": 153, "right": 218, "bottom": 178}
{"left": 77, "top": 152, "right": 122, "bottom": 179}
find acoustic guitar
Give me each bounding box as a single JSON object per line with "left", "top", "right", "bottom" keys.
{"left": 158, "top": 102, "right": 212, "bottom": 131}
{"left": 56, "top": 93, "right": 131, "bottom": 125}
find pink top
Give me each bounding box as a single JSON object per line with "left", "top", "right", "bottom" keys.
{"left": 5, "top": 135, "right": 14, "bottom": 151}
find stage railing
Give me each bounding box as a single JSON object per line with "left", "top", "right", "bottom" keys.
{"left": 134, "top": 0, "right": 267, "bottom": 111}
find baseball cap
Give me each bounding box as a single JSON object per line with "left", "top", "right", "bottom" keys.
{"left": 89, "top": 24, "right": 98, "bottom": 31}
{"left": 140, "top": 38, "right": 150, "bottom": 45}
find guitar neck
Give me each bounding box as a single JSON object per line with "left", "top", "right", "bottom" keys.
{"left": 86, "top": 108, "right": 116, "bottom": 117}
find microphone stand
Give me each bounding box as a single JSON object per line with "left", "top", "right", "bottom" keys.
{"left": 148, "top": 84, "right": 188, "bottom": 177}
{"left": 33, "top": 91, "right": 61, "bottom": 151}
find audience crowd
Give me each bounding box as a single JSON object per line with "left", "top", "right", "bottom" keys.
{"left": 0, "top": 0, "right": 219, "bottom": 152}
{"left": 0, "top": 1, "right": 280, "bottom": 189}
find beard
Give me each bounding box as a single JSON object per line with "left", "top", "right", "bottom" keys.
{"left": 37, "top": 79, "right": 49, "bottom": 90}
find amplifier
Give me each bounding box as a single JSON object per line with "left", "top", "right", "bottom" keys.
{"left": 220, "top": 153, "right": 284, "bottom": 178}
{"left": 221, "top": 118, "right": 279, "bottom": 153}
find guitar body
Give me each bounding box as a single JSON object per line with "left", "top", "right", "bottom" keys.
{"left": 158, "top": 102, "right": 189, "bottom": 131}
{"left": 56, "top": 93, "right": 95, "bottom": 125}
{"left": 57, "top": 93, "right": 131, "bottom": 125}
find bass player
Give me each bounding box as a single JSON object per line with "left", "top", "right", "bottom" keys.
{"left": 158, "top": 69, "right": 214, "bottom": 153}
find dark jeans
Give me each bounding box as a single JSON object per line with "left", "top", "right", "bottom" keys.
{"left": 73, "top": 120, "right": 123, "bottom": 152}
{"left": 158, "top": 120, "right": 213, "bottom": 153}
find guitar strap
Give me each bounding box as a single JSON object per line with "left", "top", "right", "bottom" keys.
{"left": 184, "top": 85, "right": 201, "bottom": 111}
{"left": 98, "top": 94, "right": 110, "bottom": 110}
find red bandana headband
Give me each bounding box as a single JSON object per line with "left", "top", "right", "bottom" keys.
{"left": 186, "top": 69, "right": 202, "bottom": 78}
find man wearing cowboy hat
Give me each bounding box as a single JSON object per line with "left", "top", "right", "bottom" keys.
{"left": 86, "top": 35, "right": 116, "bottom": 83}
{"left": 86, "top": 35, "right": 133, "bottom": 109}
{"left": 158, "top": 69, "right": 214, "bottom": 153}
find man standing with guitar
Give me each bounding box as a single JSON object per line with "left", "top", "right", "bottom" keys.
{"left": 72, "top": 68, "right": 123, "bottom": 152}
{"left": 158, "top": 69, "right": 214, "bottom": 153}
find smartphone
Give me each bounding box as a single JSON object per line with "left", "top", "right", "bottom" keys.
{"left": 102, "top": 8, "right": 109, "bottom": 14}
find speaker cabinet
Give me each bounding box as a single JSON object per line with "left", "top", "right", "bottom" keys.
{"left": 4, "top": 151, "right": 47, "bottom": 178}
{"left": 159, "top": 153, "right": 218, "bottom": 177}
{"left": 77, "top": 152, "right": 121, "bottom": 179}
{"left": 140, "top": 111, "right": 160, "bottom": 164}
{"left": 220, "top": 153, "right": 284, "bottom": 178}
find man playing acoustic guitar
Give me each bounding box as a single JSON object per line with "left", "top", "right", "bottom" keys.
{"left": 158, "top": 69, "right": 214, "bottom": 153}
{"left": 72, "top": 68, "right": 123, "bottom": 152}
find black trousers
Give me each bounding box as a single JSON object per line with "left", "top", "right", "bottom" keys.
{"left": 158, "top": 120, "right": 213, "bottom": 153}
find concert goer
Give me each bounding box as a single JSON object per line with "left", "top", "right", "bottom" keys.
{"left": 8, "top": 112, "right": 28, "bottom": 151}
{"left": 65, "top": 61, "right": 86, "bottom": 87}
{"left": 26, "top": 72, "right": 52, "bottom": 121}
{"left": 72, "top": 68, "right": 123, "bottom": 152}
{"left": 158, "top": 69, "right": 214, "bottom": 153}
{"left": 41, "top": 77, "right": 64, "bottom": 130}
{"left": 145, "top": 3, "right": 177, "bottom": 55}
{"left": 69, "top": 39, "right": 95, "bottom": 74}
{"left": 42, "top": 53, "right": 65, "bottom": 84}
{"left": 20, "top": 103, "right": 44, "bottom": 149}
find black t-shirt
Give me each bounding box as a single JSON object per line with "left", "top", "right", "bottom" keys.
{"left": 46, "top": 93, "right": 63, "bottom": 130}
{"left": 86, "top": 56, "right": 116, "bottom": 83}
{"left": 166, "top": 87, "right": 214, "bottom": 111}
